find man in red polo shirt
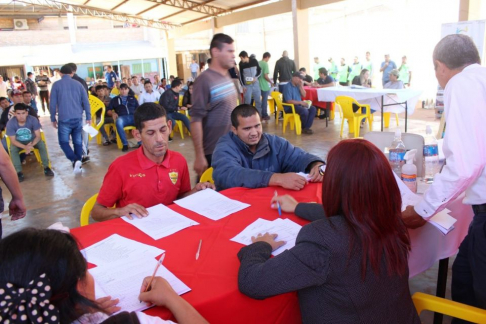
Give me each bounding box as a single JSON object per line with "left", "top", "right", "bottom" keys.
{"left": 92, "top": 103, "right": 214, "bottom": 222}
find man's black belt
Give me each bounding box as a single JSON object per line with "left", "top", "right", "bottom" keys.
{"left": 472, "top": 204, "right": 486, "bottom": 214}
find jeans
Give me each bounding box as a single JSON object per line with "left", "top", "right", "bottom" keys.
{"left": 10, "top": 141, "right": 50, "bottom": 172}
{"left": 278, "top": 83, "right": 288, "bottom": 93}
{"left": 191, "top": 72, "right": 197, "bottom": 79}
{"left": 58, "top": 118, "right": 83, "bottom": 162}
{"left": 261, "top": 90, "right": 270, "bottom": 118}
{"left": 98, "top": 116, "right": 114, "bottom": 141}
{"left": 39, "top": 90, "right": 49, "bottom": 113}
{"left": 451, "top": 210, "right": 486, "bottom": 323}
{"left": 167, "top": 112, "right": 191, "bottom": 133}
{"left": 115, "top": 115, "right": 135, "bottom": 146}
{"left": 243, "top": 83, "right": 262, "bottom": 115}
{"left": 284, "top": 104, "right": 316, "bottom": 130}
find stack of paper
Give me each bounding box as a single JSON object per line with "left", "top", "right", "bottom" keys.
{"left": 393, "top": 172, "right": 457, "bottom": 235}
{"left": 82, "top": 235, "right": 190, "bottom": 313}
{"left": 231, "top": 218, "right": 302, "bottom": 256}
{"left": 174, "top": 188, "right": 250, "bottom": 221}
{"left": 121, "top": 204, "right": 199, "bottom": 240}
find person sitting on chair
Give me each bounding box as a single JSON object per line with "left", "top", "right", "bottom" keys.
{"left": 352, "top": 69, "right": 372, "bottom": 88}
{"left": 107, "top": 83, "right": 139, "bottom": 152}
{"left": 282, "top": 72, "right": 317, "bottom": 134}
{"left": 92, "top": 103, "right": 214, "bottom": 222}
{"left": 384, "top": 69, "right": 404, "bottom": 89}
{"left": 237, "top": 139, "right": 420, "bottom": 324}
{"left": 212, "top": 104, "right": 325, "bottom": 191}
{"left": 159, "top": 79, "right": 191, "bottom": 135}
{"left": 6, "top": 103, "right": 54, "bottom": 182}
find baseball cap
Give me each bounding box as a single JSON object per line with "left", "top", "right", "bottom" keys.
{"left": 292, "top": 72, "right": 303, "bottom": 79}
{"left": 389, "top": 69, "right": 399, "bottom": 77}
{"left": 11, "top": 89, "right": 22, "bottom": 96}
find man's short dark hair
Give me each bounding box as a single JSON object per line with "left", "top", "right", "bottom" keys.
{"left": 0, "top": 97, "right": 8, "bottom": 103}
{"left": 171, "top": 79, "right": 182, "bottom": 88}
{"left": 14, "top": 103, "right": 29, "bottom": 111}
{"left": 169, "top": 75, "right": 175, "bottom": 79}
{"left": 60, "top": 65, "right": 73, "bottom": 75}
{"left": 263, "top": 52, "right": 271, "bottom": 59}
{"left": 27, "top": 72, "right": 33, "bottom": 76}
{"left": 119, "top": 83, "right": 129, "bottom": 89}
{"left": 95, "top": 85, "right": 104, "bottom": 92}
{"left": 433, "top": 34, "right": 480, "bottom": 70}
{"left": 131, "top": 76, "right": 138, "bottom": 80}
{"left": 231, "top": 104, "right": 261, "bottom": 128}
{"left": 207, "top": 58, "right": 212, "bottom": 65}
{"left": 239, "top": 51, "right": 248, "bottom": 58}
{"left": 319, "top": 68, "right": 328, "bottom": 76}
{"left": 22, "top": 91, "right": 31, "bottom": 96}
{"left": 107, "top": 65, "right": 112, "bottom": 69}
{"left": 299, "top": 67, "right": 306, "bottom": 72}
{"left": 67, "top": 63, "right": 77, "bottom": 72}
{"left": 134, "top": 103, "right": 167, "bottom": 131}
{"left": 102, "top": 85, "right": 109, "bottom": 90}
{"left": 209, "top": 33, "right": 234, "bottom": 56}
{"left": 144, "top": 80, "right": 152, "bottom": 86}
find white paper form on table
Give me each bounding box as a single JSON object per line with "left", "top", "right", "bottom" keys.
{"left": 393, "top": 172, "right": 457, "bottom": 235}
{"left": 121, "top": 204, "right": 199, "bottom": 240}
{"left": 174, "top": 188, "right": 250, "bottom": 221}
{"left": 81, "top": 234, "right": 165, "bottom": 267}
{"left": 91, "top": 257, "right": 191, "bottom": 314}
{"left": 231, "top": 218, "right": 302, "bottom": 256}
{"left": 297, "top": 172, "right": 312, "bottom": 181}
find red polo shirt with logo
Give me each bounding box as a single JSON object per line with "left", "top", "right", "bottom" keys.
{"left": 97, "top": 147, "right": 191, "bottom": 208}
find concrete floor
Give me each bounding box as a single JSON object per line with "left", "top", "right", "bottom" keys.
{"left": 1, "top": 106, "right": 451, "bottom": 323}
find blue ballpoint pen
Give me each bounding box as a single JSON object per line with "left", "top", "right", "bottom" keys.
{"left": 274, "top": 190, "right": 282, "bottom": 217}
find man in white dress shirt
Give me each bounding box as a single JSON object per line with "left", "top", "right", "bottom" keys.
{"left": 138, "top": 81, "right": 160, "bottom": 105}
{"left": 402, "top": 34, "right": 486, "bottom": 318}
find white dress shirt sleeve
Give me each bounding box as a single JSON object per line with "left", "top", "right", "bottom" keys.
{"left": 414, "top": 68, "right": 486, "bottom": 218}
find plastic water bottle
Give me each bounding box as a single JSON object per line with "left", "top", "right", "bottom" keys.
{"left": 389, "top": 128, "right": 406, "bottom": 178}
{"left": 423, "top": 125, "right": 439, "bottom": 182}
{"left": 402, "top": 149, "right": 417, "bottom": 193}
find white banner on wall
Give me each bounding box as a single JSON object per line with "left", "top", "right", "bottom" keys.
{"left": 441, "top": 20, "right": 486, "bottom": 62}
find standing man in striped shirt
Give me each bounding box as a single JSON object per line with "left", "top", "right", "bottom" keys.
{"left": 190, "top": 33, "right": 238, "bottom": 178}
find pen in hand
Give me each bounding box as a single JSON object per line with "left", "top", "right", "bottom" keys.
{"left": 140, "top": 253, "right": 165, "bottom": 302}
{"left": 274, "top": 190, "right": 282, "bottom": 217}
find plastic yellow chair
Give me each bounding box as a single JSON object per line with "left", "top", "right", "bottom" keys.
{"left": 383, "top": 112, "right": 399, "bottom": 128}
{"left": 412, "top": 292, "right": 486, "bottom": 323}
{"left": 171, "top": 120, "right": 190, "bottom": 139}
{"left": 271, "top": 92, "right": 302, "bottom": 135}
{"left": 115, "top": 126, "right": 137, "bottom": 149}
{"left": 335, "top": 96, "right": 372, "bottom": 138}
{"left": 5, "top": 130, "right": 52, "bottom": 169}
{"left": 200, "top": 167, "right": 214, "bottom": 184}
{"left": 80, "top": 193, "right": 98, "bottom": 226}
{"left": 267, "top": 96, "right": 276, "bottom": 118}
{"left": 111, "top": 87, "right": 120, "bottom": 96}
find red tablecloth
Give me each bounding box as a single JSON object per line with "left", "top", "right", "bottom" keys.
{"left": 303, "top": 86, "right": 334, "bottom": 111}
{"left": 71, "top": 184, "right": 323, "bottom": 324}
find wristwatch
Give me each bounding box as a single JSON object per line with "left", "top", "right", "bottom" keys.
{"left": 318, "top": 164, "right": 326, "bottom": 176}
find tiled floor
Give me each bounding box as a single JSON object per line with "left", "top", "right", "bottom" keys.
{"left": 1, "top": 106, "right": 451, "bottom": 323}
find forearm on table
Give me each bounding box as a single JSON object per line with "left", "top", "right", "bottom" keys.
{"left": 91, "top": 203, "right": 122, "bottom": 222}
{"left": 166, "top": 297, "right": 209, "bottom": 324}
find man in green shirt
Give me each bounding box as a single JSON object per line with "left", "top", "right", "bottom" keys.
{"left": 363, "top": 51, "right": 373, "bottom": 79}
{"left": 398, "top": 55, "right": 412, "bottom": 87}
{"left": 259, "top": 52, "right": 273, "bottom": 121}
{"left": 338, "top": 58, "right": 350, "bottom": 86}
{"left": 347, "top": 56, "right": 363, "bottom": 83}
{"left": 327, "top": 58, "right": 338, "bottom": 80}
{"left": 312, "top": 57, "right": 324, "bottom": 80}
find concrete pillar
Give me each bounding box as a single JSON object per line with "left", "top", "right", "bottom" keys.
{"left": 67, "top": 11, "right": 76, "bottom": 45}
{"left": 292, "top": 0, "right": 310, "bottom": 70}
{"left": 165, "top": 31, "right": 177, "bottom": 77}
{"left": 459, "top": 0, "right": 482, "bottom": 21}
{"left": 210, "top": 17, "right": 224, "bottom": 38}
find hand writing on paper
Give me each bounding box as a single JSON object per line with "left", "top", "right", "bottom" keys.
{"left": 118, "top": 203, "right": 148, "bottom": 219}
{"left": 251, "top": 232, "right": 286, "bottom": 251}
{"left": 138, "top": 276, "right": 178, "bottom": 307}
{"left": 401, "top": 205, "right": 426, "bottom": 229}
{"left": 96, "top": 296, "right": 121, "bottom": 314}
{"left": 270, "top": 195, "right": 299, "bottom": 214}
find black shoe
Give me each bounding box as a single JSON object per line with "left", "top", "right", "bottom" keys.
{"left": 82, "top": 156, "right": 90, "bottom": 164}
{"left": 168, "top": 136, "right": 173, "bottom": 142}
{"left": 103, "top": 140, "right": 111, "bottom": 146}
{"left": 110, "top": 139, "right": 117, "bottom": 144}
{"left": 302, "top": 128, "right": 313, "bottom": 134}
{"left": 17, "top": 172, "right": 24, "bottom": 182}
{"left": 122, "top": 145, "right": 128, "bottom": 152}
{"left": 44, "top": 167, "right": 54, "bottom": 177}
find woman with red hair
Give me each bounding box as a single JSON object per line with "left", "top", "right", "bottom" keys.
{"left": 237, "top": 139, "right": 420, "bottom": 323}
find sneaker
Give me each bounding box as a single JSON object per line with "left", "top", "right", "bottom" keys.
{"left": 103, "top": 140, "right": 111, "bottom": 146}
{"left": 110, "top": 139, "right": 117, "bottom": 144}
{"left": 44, "top": 167, "right": 54, "bottom": 177}
{"left": 17, "top": 172, "right": 24, "bottom": 182}
{"left": 81, "top": 156, "right": 90, "bottom": 164}
{"left": 122, "top": 145, "right": 128, "bottom": 152}
{"left": 168, "top": 136, "right": 173, "bottom": 142}
{"left": 73, "top": 160, "right": 82, "bottom": 174}
{"left": 302, "top": 128, "right": 313, "bottom": 134}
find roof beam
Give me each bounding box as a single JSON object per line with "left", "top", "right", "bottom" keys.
{"left": 142, "top": 0, "right": 226, "bottom": 17}
{"left": 12, "top": 0, "right": 181, "bottom": 29}
{"left": 111, "top": 0, "right": 128, "bottom": 11}
{"left": 158, "top": 0, "right": 215, "bottom": 20}
{"left": 136, "top": 2, "right": 160, "bottom": 15}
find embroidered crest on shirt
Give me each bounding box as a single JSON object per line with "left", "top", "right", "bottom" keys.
{"left": 169, "top": 170, "right": 178, "bottom": 185}
{"left": 130, "top": 173, "right": 145, "bottom": 178}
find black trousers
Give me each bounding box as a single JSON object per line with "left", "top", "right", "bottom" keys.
{"left": 39, "top": 90, "right": 49, "bottom": 112}
{"left": 451, "top": 209, "right": 486, "bottom": 323}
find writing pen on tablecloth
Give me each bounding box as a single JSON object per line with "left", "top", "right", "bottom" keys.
{"left": 140, "top": 253, "right": 165, "bottom": 302}
{"left": 274, "top": 190, "right": 282, "bottom": 217}
{"left": 196, "top": 239, "right": 202, "bottom": 260}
